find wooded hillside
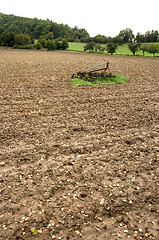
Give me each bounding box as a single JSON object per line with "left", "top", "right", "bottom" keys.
{"left": 0, "top": 13, "right": 90, "bottom": 42}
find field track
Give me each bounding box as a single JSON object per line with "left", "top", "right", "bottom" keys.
{"left": 0, "top": 49, "right": 159, "bottom": 239}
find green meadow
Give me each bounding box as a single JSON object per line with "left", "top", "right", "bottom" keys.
{"left": 68, "top": 42, "right": 159, "bottom": 57}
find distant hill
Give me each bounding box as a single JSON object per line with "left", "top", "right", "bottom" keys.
{"left": 0, "top": 12, "right": 90, "bottom": 42}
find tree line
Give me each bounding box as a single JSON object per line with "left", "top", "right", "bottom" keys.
{"left": 87, "top": 29, "right": 159, "bottom": 44}
{"left": 0, "top": 30, "right": 69, "bottom": 51}
{"left": 0, "top": 13, "right": 89, "bottom": 45}
{"left": 0, "top": 13, "right": 159, "bottom": 51}
{"left": 84, "top": 41, "right": 159, "bottom": 56}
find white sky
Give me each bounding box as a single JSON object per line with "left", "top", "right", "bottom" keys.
{"left": 0, "top": 0, "right": 159, "bottom": 37}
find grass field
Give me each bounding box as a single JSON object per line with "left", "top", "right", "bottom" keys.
{"left": 68, "top": 42, "right": 159, "bottom": 57}
{"left": 68, "top": 42, "right": 86, "bottom": 52}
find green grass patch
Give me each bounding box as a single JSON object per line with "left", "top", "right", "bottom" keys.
{"left": 116, "top": 43, "right": 159, "bottom": 56}
{"left": 116, "top": 44, "right": 132, "bottom": 55}
{"left": 68, "top": 42, "right": 86, "bottom": 51}
{"left": 68, "top": 42, "right": 159, "bottom": 57}
{"left": 70, "top": 74, "right": 128, "bottom": 86}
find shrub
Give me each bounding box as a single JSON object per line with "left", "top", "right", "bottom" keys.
{"left": 35, "top": 41, "right": 42, "bottom": 50}
{"left": 61, "top": 39, "right": 69, "bottom": 50}
{"left": 54, "top": 39, "right": 68, "bottom": 50}
{"left": 45, "top": 39, "right": 56, "bottom": 50}
{"left": 55, "top": 40, "right": 62, "bottom": 50}
{"left": 38, "top": 37, "right": 46, "bottom": 48}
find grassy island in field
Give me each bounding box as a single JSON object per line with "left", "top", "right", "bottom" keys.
{"left": 70, "top": 75, "right": 128, "bottom": 86}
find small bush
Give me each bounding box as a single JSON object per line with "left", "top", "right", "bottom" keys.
{"left": 35, "top": 41, "right": 42, "bottom": 50}
{"left": 38, "top": 38, "right": 46, "bottom": 48}
{"left": 46, "top": 39, "right": 69, "bottom": 50}
{"left": 45, "top": 40, "right": 56, "bottom": 50}
{"left": 61, "top": 39, "right": 69, "bottom": 50}
{"left": 55, "top": 40, "right": 62, "bottom": 50}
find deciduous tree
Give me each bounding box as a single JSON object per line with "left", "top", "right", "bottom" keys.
{"left": 117, "top": 28, "right": 134, "bottom": 43}
{"left": 106, "top": 43, "right": 118, "bottom": 55}
{"left": 128, "top": 42, "right": 141, "bottom": 55}
{"left": 146, "top": 43, "right": 159, "bottom": 56}
{"left": 0, "top": 31, "right": 15, "bottom": 46}
{"left": 14, "top": 33, "right": 31, "bottom": 45}
{"left": 84, "top": 41, "right": 95, "bottom": 52}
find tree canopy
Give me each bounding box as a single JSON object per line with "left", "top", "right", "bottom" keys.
{"left": 0, "top": 13, "right": 89, "bottom": 42}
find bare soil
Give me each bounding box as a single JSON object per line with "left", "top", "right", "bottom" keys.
{"left": 0, "top": 49, "right": 159, "bottom": 240}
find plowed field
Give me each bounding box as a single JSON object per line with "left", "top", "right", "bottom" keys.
{"left": 0, "top": 49, "right": 159, "bottom": 240}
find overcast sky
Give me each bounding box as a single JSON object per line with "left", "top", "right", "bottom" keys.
{"left": 1, "top": 0, "right": 159, "bottom": 37}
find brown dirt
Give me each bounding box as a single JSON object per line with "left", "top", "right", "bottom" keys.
{"left": 0, "top": 49, "right": 159, "bottom": 240}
